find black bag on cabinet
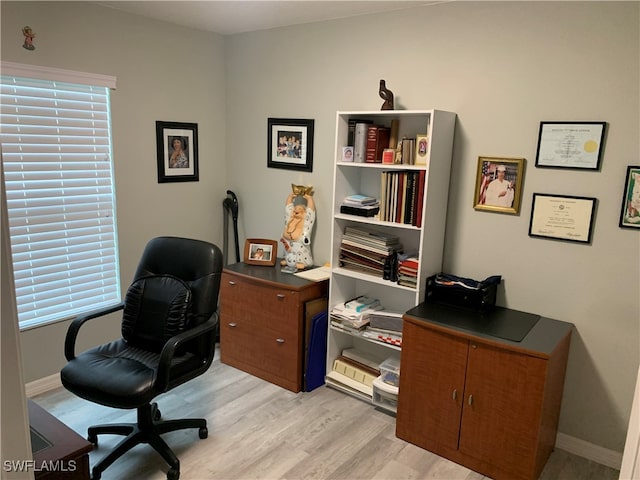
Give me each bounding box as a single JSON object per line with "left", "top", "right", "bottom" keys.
{"left": 425, "top": 273, "right": 501, "bottom": 313}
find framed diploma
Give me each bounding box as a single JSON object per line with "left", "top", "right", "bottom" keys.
{"left": 535, "top": 121, "right": 606, "bottom": 170}
{"left": 529, "top": 194, "right": 597, "bottom": 244}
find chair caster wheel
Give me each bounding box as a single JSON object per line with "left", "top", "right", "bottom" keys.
{"left": 198, "top": 427, "right": 208, "bottom": 439}
{"left": 167, "top": 467, "right": 180, "bottom": 480}
{"left": 154, "top": 408, "right": 162, "bottom": 421}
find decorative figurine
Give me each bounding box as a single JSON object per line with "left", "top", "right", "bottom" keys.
{"left": 379, "top": 79, "right": 394, "bottom": 110}
{"left": 22, "top": 26, "right": 36, "bottom": 51}
{"left": 280, "top": 184, "right": 315, "bottom": 271}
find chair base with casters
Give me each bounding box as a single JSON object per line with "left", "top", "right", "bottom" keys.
{"left": 60, "top": 237, "right": 223, "bottom": 480}
{"left": 87, "top": 402, "right": 207, "bottom": 480}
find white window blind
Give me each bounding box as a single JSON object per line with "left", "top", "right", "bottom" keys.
{"left": 1, "top": 64, "right": 121, "bottom": 330}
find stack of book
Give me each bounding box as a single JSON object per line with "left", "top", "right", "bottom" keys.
{"left": 379, "top": 170, "right": 426, "bottom": 227}
{"left": 397, "top": 254, "right": 419, "bottom": 288}
{"left": 362, "top": 311, "right": 404, "bottom": 347}
{"left": 329, "top": 297, "right": 382, "bottom": 333}
{"left": 339, "top": 226, "right": 402, "bottom": 279}
{"left": 340, "top": 194, "right": 380, "bottom": 218}
{"left": 325, "top": 348, "right": 381, "bottom": 397}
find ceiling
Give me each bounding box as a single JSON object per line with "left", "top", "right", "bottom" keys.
{"left": 97, "top": 1, "right": 440, "bottom": 36}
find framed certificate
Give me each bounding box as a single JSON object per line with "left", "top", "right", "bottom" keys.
{"left": 529, "top": 194, "right": 597, "bottom": 244}
{"left": 535, "top": 122, "right": 606, "bottom": 170}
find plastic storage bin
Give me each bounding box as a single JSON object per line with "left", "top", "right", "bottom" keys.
{"left": 379, "top": 356, "right": 401, "bottom": 387}
{"left": 372, "top": 376, "right": 399, "bottom": 413}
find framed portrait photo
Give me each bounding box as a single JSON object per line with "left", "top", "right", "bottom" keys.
{"left": 474, "top": 156, "right": 525, "bottom": 215}
{"left": 619, "top": 165, "right": 640, "bottom": 229}
{"left": 156, "top": 121, "right": 199, "bottom": 183}
{"left": 243, "top": 238, "right": 277, "bottom": 266}
{"left": 267, "top": 118, "right": 314, "bottom": 172}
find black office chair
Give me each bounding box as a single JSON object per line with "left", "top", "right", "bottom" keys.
{"left": 61, "top": 236, "right": 223, "bottom": 480}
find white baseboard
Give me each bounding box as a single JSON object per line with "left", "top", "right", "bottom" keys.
{"left": 556, "top": 432, "right": 623, "bottom": 470}
{"left": 25, "top": 373, "right": 62, "bottom": 397}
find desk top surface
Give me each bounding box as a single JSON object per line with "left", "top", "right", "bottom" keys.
{"left": 223, "top": 261, "right": 328, "bottom": 290}
{"left": 404, "top": 303, "right": 574, "bottom": 357}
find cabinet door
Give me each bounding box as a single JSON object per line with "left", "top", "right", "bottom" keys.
{"left": 460, "top": 342, "right": 547, "bottom": 477}
{"left": 396, "top": 322, "right": 468, "bottom": 451}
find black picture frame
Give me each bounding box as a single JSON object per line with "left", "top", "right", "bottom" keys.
{"left": 619, "top": 165, "right": 640, "bottom": 229}
{"left": 156, "top": 121, "right": 199, "bottom": 183}
{"left": 267, "top": 118, "right": 314, "bottom": 172}
{"left": 535, "top": 121, "right": 606, "bottom": 170}
{"left": 528, "top": 193, "right": 597, "bottom": 244}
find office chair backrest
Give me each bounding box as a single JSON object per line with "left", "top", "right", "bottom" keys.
{"left": 132, "top": 236, "right": 223, "bottom": 328}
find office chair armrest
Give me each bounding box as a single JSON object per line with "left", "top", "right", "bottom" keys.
{"left": 64, "top": 303, "right": 125, "bottom": 361}
{"left": 156, "top": 314, "right": 219, "bottom": 389}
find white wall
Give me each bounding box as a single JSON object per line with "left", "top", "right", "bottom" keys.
{"left": 0, "top": 2, "right": 228, "bottom": 380}
{"left": 1, "top": 0, "right": 638, "bottom": 462}
{"left": 224, "top": 1, "right": 639, "bottom": 456}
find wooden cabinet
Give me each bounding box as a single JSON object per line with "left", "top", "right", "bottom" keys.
{"left": 220, "top": 262, "right": 327, "bottom": 393}
{"left": 396, "top": 303, "right": 573, "bottom": 480}
{"left": 326, "top": 110, "right": 457, "bottom": 400}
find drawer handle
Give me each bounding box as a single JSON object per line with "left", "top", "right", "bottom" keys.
{"left": 452, "top": 389, "right": 457, "bottom": 401}
{"left": 276, "top": 294, "right": 286, "bottom": 299}
{"left": 228, "top": 322, "right": 237, "bottom": 328}
{"left": 228, "top": 280, "right": 236, "bottom": 286}
{"left": 468, "top": 394, "right": 473, "bottom": 406}
{"left": 276, "top": 338, "right": 285, "bottom": 343}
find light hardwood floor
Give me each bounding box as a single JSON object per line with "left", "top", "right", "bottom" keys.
{"left": 32, "top": 348, "right": 620, "bottom": 480}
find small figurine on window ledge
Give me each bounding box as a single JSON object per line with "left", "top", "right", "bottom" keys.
{"left": 379, "top": 79, "right": 394, "bottom": 110}
{"left": 280, "top": 184, "right": 315, "bottom": 272}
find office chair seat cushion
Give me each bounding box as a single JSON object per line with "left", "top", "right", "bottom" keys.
{"left": 122, "top": 274, "right": 192, "bottom": 353}
{"left": 60, "top": 338, "right": 200, "bottom": 409}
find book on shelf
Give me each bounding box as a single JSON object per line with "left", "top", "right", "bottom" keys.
{"left": 344, "top": 295, "right": 380, "bottom": 312}
{"left": 340, "top": 204, "right": 380, "bottom": 217}
{"left": 341, "top": 347, "right": 381, "bottom": 371}
{"left": 343, "top": 194, "right": 378, "bottom": 205}
{"left": 332, "top": 357, "right": 377, "bottom": 387}
{"left": 362, "top": 329, "right": 402, "bottom": 347}
{"left": 368, "top": 311, "right": 404, "bottom": 333}
{"left": 353, "top": 122, "right": 370, "bottom": 163}
{"left": 347, "top": 118, "right": 373, "bottom": 147}
{"left": 365, "top": 125, "right": 391, "bottom": 163}
{"left": 325, "top": 370, "right": 373, "bottom": 397}
{"left": 378, "top": 171, "right": 425, "bottom": 226}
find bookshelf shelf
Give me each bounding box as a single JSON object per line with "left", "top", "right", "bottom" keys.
{"left": 326, "top": 109, "right": 457, "bottom": 404}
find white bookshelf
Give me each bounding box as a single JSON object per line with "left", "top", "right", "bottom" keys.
{"left": 326, "top": 109, "right": 457, "bottom": 401}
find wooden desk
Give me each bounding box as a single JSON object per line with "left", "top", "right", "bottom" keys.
{"left": 29, "top": 400, "right": 92, "bottom": 480}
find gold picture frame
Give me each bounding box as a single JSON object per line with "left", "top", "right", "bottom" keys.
{"left": 243, "top": 238, "right": 277, "bottom": 266}
{"left": 474, "top": 156, "right": 525, "bottom": 215}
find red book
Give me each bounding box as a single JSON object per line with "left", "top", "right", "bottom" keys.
{"left": 415, "top": 170, "right": 426, "bottom": 227}
{"left": 365, "top": 125, "right": 391, "bottom": 163}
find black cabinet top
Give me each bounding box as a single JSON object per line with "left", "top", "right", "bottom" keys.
{"left": 404, "top": 302, "right": 574, "bottom": 356}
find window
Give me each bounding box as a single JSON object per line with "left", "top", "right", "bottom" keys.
{"left": 1, "top": 62, "right": 121, "bottom": 330}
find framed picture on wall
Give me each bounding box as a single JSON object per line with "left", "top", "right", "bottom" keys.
{"left": 619, "top": 165, "right": 640, "bottom": 229}
{"left": 474, "top": 156, "right": 525, "bottom": 215}
{"left": 535, "top": 121, "right": 606, "bottom": 170}
{"left": 529, "top": 194, "right": 597, "bottom": 243}
{"left": 267, "top": 118, "right": 314, "bottom": 172}
{"left": 156, "top": 121, "right": 199, "bottom": 183}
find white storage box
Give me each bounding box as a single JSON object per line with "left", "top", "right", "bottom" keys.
{"left": 372, "top": 375, "right": 399, "bottom": 413}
